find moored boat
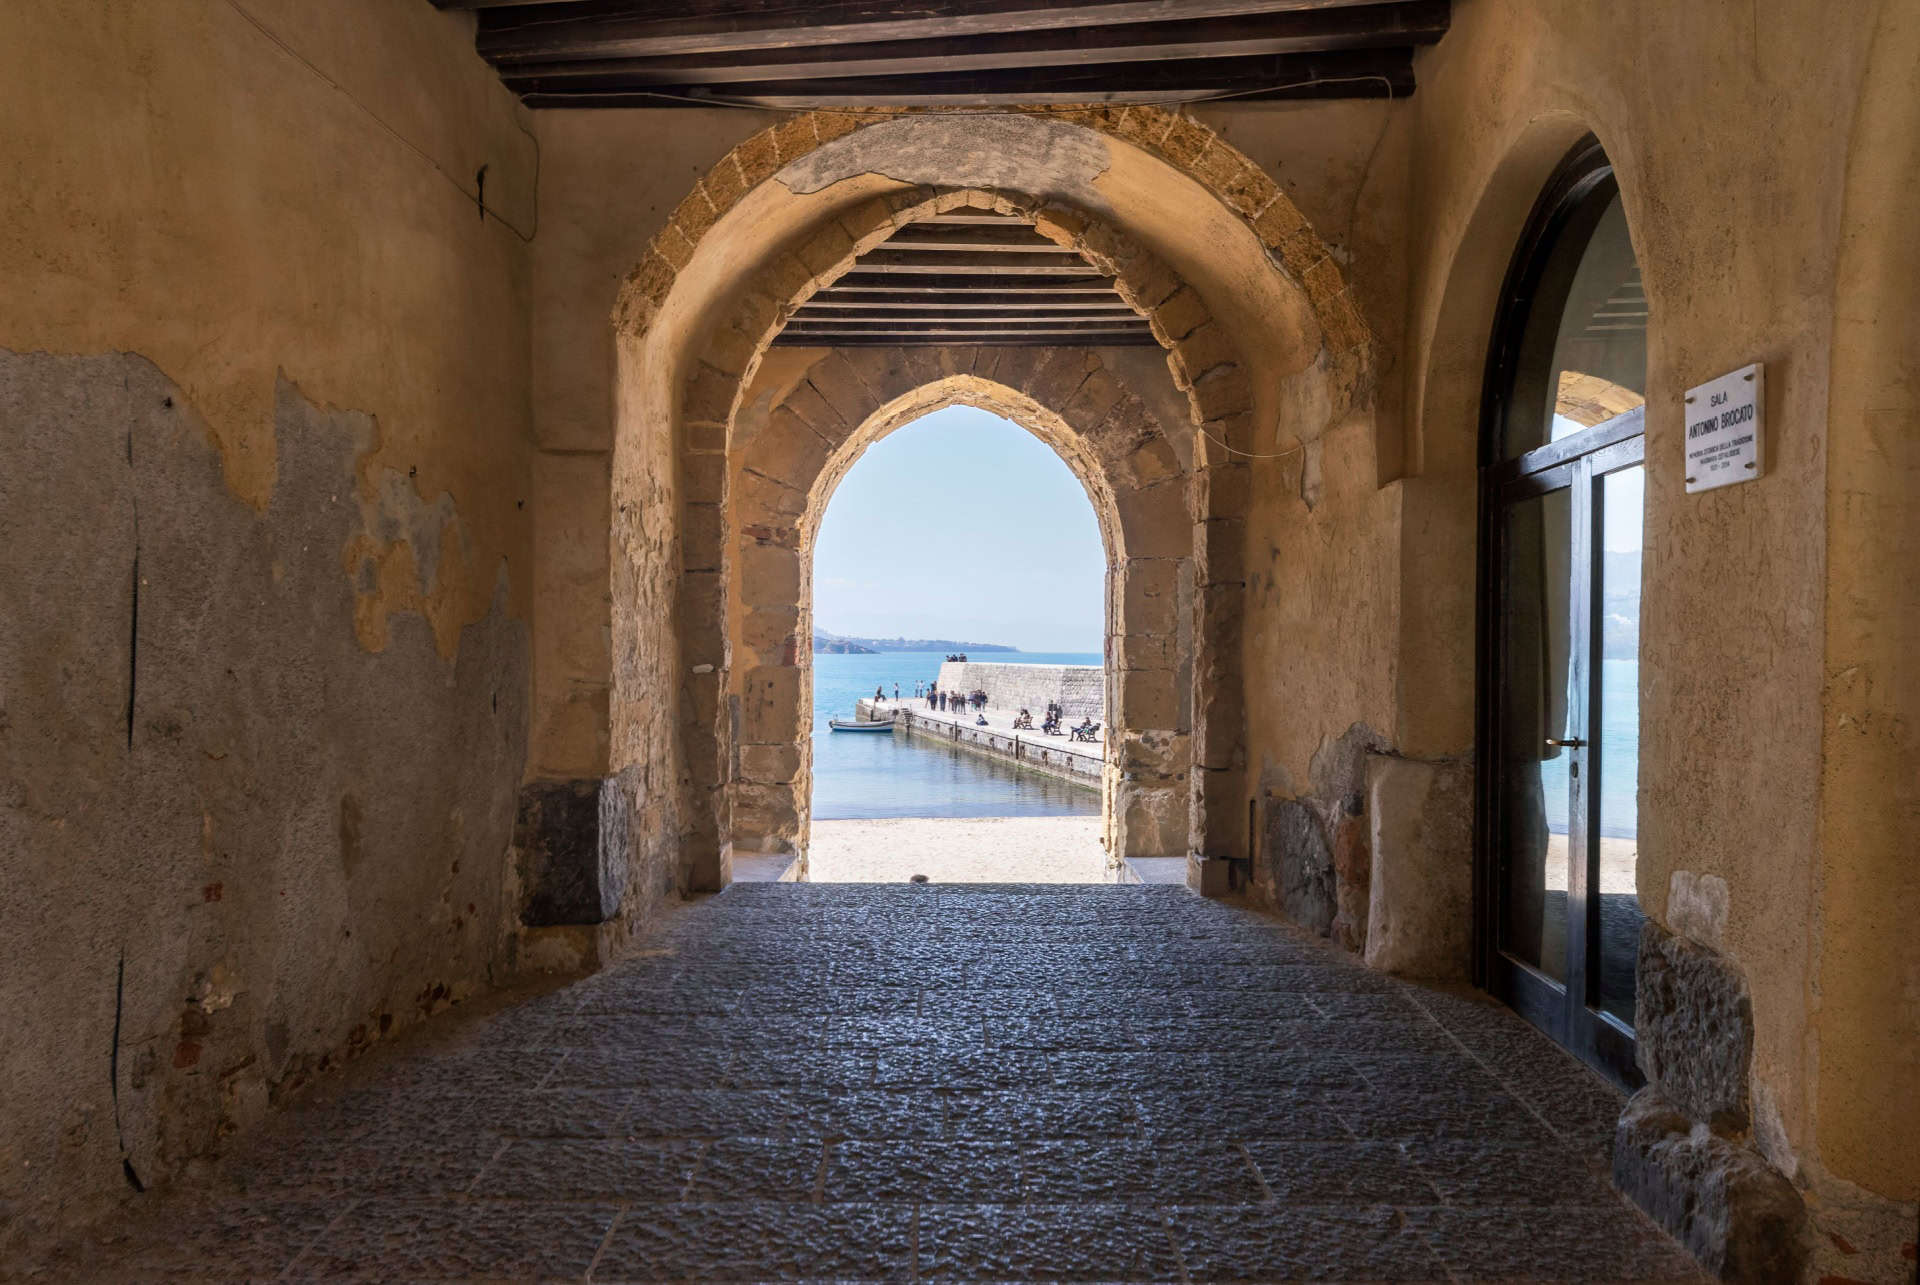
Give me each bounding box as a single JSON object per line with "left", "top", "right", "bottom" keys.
{"left": 829, "top": 718, "right": 895, "bottom": 732}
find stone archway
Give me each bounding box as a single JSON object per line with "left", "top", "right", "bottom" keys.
{"left": 602, "top": 110, "right": 1376, "bottom": 897}
{"left": 729, "top": 360, "right": 1196, "bottom": 877}
{"left": 658, "top": 184, "right": 1254, "bottom": 892}
{"left": 613, "top": 107, "right": 1371, "bottom": 366}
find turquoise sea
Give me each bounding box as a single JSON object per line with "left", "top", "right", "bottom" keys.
{"left": 1539, "top": 657, "right": 1640, "bottom": 840}
{"left": 811, "top": 651, "right": 1102, "bottom": 820}
{"left": 812, "top": 653, "right": 1639, "bottom": 836}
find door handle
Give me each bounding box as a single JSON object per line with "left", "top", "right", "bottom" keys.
{"left": 1546, "top": 736, "right": 1585, "bottom": 748}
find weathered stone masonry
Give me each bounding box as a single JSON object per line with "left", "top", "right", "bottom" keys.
{"left": 722, "top": 344, "right": 1206, "bottom": 870}
{"left": 934, "top": 662, "right": 1107, "bottom": 723}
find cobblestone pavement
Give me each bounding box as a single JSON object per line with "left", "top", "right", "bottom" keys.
{"left": 37, "top": 885, "right": 1704, "bottom": 1282}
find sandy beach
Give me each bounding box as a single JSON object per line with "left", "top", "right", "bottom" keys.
{"left": 807, "top": 815, "right": 1108, "bottom": 883}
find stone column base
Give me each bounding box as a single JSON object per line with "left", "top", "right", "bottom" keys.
{"left": 1187, "top": 853, "right": 1243, "bottom": 897}
{"left": 1614, "top": 1087, "right": 1806, "bottom": 1282}
{"left": 513, "top": 774, "right": 632, "bottom": 925}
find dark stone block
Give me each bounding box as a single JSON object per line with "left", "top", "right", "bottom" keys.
{"left": 1635, "top": 920, "right": 1753, "bottom": 1131}
{"left": 1330, "top": 807, "right": 1371, "bottom": 952}
{"left": 1267, "top": 797, "right": 1336, "bottom": 935}
{"left": 1613, "top": 1086, "right": 1806, "bottom": 1283}
{"left": 514, "top": 773, "right": 630, "bottom": 926}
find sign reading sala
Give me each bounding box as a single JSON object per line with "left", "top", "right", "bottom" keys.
{"left": 1684, "top": 363, "right": 1764, "bottom": 493}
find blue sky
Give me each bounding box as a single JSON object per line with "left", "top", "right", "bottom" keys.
{"left": 812, "top": 406, "right": 1105, "bottom": 652}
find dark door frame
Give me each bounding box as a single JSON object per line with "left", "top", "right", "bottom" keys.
{"left": 1473, "top": 135, "right": 1646, "bottom": 1090}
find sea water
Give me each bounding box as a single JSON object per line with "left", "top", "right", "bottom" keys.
{"left": 1538, "top": 657, "right": 1640, "bottom": 840}
{"left": 811, "top": 651, "right": 1102, "bottom": 820}
{"left": 813, "top": 653, "right": 1639, "bottom": 834}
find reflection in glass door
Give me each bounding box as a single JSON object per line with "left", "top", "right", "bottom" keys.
{"left": 1595, "top": 464, "right": 1644, "bottom": 1025}
{"left": 1478, "top": 138, "right": 1647, "bottom": 1087}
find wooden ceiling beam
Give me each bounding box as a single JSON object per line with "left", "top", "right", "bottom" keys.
{"left": 776, "top": 334, "right": 1157, "bottom": 347}
{"left": 515, "top": 47, "right": 1415, "bottom": 107}
{"left": 790, "top": 311, "right": 1146, "bottom": 326}
{"left": 773, "top": 334, "right": 1163, "bottom": 347}
{"left": 476, "top": 0, "right": 1426, "bottom": 63}
{"left": 878, "top": 225, "right": 1073, "bottom": 253}
{"left": 914, "top": 214, "right": 1035, "bottom": 225}
{"left": 494, "top": 3, "right": 1447, "bottom": 84}
{"left": 799, "top": 298, "right": 1141, "bottom": 314}
{"left": 784, "top": 313, "right": 1152, "bottom": 327}
{"left": 827, "top": 273, "right": 1121, "bottom": 293}
{"left": 848, "top": 251, "right": 1098, "bottom": 275}
{"left": 785, "top": 325, "right": 1155, "bottom": 338}
{"left": 806, "top": 292, "right": 1136, "bottom": 309}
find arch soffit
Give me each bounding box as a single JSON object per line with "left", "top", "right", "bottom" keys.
{"left": 683, "top": 184, "right": 1255, "bottom": 487}
{"left": 613, "top": 106, "right": 1371, "bottom": 379}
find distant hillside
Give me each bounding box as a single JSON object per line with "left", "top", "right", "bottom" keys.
{"left": 812, "top": 637, "right": 878, "bottom": 654}
{"left": 814, "top": 631, "right": 1015, "bottom": 653}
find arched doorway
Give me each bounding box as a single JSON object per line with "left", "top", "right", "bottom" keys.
{"left": 601, "top": 111, "right": 1374, "bottom": 899}
{"left": 801, "top": 404, "right": 1110, "bottom": 882}
{"left": 729, "top": 366, "right": 1196, "bottom": 878}
{"left": 1477, "top": 135, "right": 1648, "bottom": 1086}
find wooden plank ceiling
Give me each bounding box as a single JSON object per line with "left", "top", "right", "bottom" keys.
{"left": 440, "top": 1, "right": 1451, "bottom": 109}
{"left": 776, "top": 213, "right": 1155, "bottom": 347}
{"left": 438, "top": 1, "right": 1450, "bottom": 344}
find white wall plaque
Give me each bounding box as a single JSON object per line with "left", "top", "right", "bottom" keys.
{"left": 1684, "top": 363, "right": 1764, "bottom": 493}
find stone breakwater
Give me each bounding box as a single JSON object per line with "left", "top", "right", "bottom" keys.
{"left": 934, "top": 660, "right": 1104, "bottom": 720}
{"left": 855, "top": 697, "right": 1102, "bottom": 787}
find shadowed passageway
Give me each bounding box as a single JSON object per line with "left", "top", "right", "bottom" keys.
{"left": 46, "top": 886, "right": 1702, "bottom": 1282}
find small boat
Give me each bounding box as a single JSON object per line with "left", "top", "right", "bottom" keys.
{"left": 829, "top": 718, "right": 896, "bottom": 732}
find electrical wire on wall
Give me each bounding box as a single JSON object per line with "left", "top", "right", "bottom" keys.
{"left": 221, "top": 0, "right": 540, "bottom": 243}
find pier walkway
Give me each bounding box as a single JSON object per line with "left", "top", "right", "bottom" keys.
{"left": 856, "top": 695, "right": 1105, "bottom": 785}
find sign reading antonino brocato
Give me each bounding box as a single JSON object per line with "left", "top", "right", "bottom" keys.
{"left": 1684, "top": 363, "right": 1764, "bottom": 493}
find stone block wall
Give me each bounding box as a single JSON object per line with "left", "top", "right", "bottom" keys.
{"left": 1613, "top": 923, "right": 1807, "bottom": 1282}
{"left": 936, "top": 661, "right": 1106, "bottom": 721}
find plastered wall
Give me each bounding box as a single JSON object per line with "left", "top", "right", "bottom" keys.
{"left": 0, "top": 0, "right": 536, "bottom": 1245}
{"left": 531, "top": 109, "right": 766, "bottom": 783}
{"left": 1398, "top": 0, "right": 1916, "bottom": 1270}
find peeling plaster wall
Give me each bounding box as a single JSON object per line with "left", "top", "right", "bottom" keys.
{"left": 1400, "top": 0, "right": 1916, "bottom": 1272}
{"left": 0, "top": 0, "right": 534, "bottom": 1246}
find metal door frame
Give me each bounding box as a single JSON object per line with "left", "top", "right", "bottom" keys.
{"left": 1474, "top": 135, "right": 1646, "bottom": 1089}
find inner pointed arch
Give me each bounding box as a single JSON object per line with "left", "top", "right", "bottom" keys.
{"left": 798, "top": 375, "right": 1127, "bottom": 575}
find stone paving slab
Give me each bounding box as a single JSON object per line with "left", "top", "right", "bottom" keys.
{"left": 15, "top": 884, "right": 1707, "bottom": 1283}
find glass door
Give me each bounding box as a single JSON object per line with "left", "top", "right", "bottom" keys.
{"left": 1478, "top": 139, "right": 1647, "bottom": 1087}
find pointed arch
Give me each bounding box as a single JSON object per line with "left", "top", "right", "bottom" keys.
{"left": 607, "top": 113, "right": 1379, "bottom": 894}
{"left": 728, "top": 359, "right": 1196, "bottom": 872}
